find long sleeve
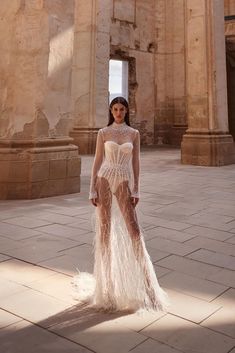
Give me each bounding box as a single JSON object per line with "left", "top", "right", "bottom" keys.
{"left": 89, "top": 129, "right": 104, "bottom": 199}
{"left": 131, "top": 130, "right": 140, "bottom": 198}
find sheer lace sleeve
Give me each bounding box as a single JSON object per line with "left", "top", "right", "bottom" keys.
{"left": 89, "top": 129, "right": 104, "bottom": 199}
{"left": 132, "top": 130, "right": 140, "bottom": 198}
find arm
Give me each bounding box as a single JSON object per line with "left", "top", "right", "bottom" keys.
{"left": 89, "top": 129, "right": 104, "bottom": 201}
{"left": 132, "top": 130, "right": 140, "bottom": 200}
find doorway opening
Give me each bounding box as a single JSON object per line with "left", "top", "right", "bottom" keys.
{"left": 109, "top": 59, "right": 128, "bottom": 102}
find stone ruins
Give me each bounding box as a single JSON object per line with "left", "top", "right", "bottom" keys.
{"left": 0, "top": 0, "right": 235, "bottom": 199}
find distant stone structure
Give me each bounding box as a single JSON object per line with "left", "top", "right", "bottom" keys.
{"left": 0, "top": 0, "right": 235, "bottom": 199}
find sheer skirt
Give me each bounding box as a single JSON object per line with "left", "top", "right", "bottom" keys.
{"left": 78, "top": 176, "right": 170, "bottom": 312}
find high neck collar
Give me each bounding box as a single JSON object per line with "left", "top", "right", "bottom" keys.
{"left": 112, "top": 121, "right": 126, "bottom": 128}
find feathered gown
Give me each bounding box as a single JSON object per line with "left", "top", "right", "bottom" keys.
{"left": 73, "top": 122, "right": 169, "bottom": 312}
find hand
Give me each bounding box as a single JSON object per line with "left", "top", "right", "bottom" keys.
{"left": 91, "top": 198, "right": 98, "bottom": 207}
{"left": 131, "top": 197, "right": 139, "bottom": 207}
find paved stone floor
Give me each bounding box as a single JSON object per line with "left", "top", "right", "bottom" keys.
{"left": 0, "top": 147, "right": 235, "bottom": 353}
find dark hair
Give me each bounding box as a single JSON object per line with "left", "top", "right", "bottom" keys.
{"left": 108, "top": 96, "right": 130, "bottom": 126}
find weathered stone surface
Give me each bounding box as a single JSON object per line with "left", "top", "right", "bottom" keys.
{"left": 224, "top": 0, "right": 235, "bottom": 16}
{"left": 0, "top": 0, "right": 234, "bottom": 199}
{"left": 0, "top": 0, "right": 81, "bottom": 199}
{"left": 181, "top": 133, "right": 235, "bottom": 166}
{"left": 0, "top": 141, "right": 81, "bottom": 199}
{"left": 155, "top": 0, "right": 187, "bottom": 146}
{"left": 181, "top": 0, "right": 235, "bottom": 166}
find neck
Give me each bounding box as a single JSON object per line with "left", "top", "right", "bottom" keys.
{"left": 113, "top": 121, "right": 126, "bottom": 126}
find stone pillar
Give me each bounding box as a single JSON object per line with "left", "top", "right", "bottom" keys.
{"left": 155, "top": 0, "right": 187, "bottom": 146}
{"left": 0, "top": 0, "right": 81, "bottom": 199}
{"left": 70, "top": 0, "right": 111, "bottom": 154}
{"left": 181, "top": 0, "right": 235, "bottom": 165}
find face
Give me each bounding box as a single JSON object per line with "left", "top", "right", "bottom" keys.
{"left": 110, "top": 103, "right": 127, "bottom": 124}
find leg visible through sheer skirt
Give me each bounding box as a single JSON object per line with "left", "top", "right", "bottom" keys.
{"left": 95, "top": 177, "right": 169, "bottom": 312}
{"left": 114, "top": 181, "right": 158, "bottom": 308}
{"left": 95, "top": 177, "right": 115, "bottom": 310}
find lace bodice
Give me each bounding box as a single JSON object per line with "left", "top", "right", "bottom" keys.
{"left": 89, "top": 122, "right": 140, "bottom": 199}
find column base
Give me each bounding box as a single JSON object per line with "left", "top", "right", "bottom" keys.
{"left": 70, "top": 127, "right": 99, "bottom": 154}
{"left": 155, "top": 123, "right": 187, "bottom": 146}
{"left": 0, "top": 138, "right": 81, "bottom": 199}
{"left": 181, "top": 132, "right": 235, "bottom": 166}
{"left": 170, "top": 125, "right": 188, "bottom": 146}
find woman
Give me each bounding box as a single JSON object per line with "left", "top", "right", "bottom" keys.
{"left": 75, "top": 97, "right": 169, "bottom": 312}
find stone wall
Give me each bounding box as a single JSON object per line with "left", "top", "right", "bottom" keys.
{"left": 109, "top": 0, "right": 188, "bottom": 146}
{"left": 225, "top": 0, "right": 235, "bottom": 15}
{"left": 0, "top": 0, "right": 81, "bottom": 199}
{"left": 0, "top": 0, "right": 75, "bottom": 139}
{"left": 110, "top": 0, "right": 156, "bottom": 145}
{"left": 69, "top": 0, "right": 111, "bottom": 154}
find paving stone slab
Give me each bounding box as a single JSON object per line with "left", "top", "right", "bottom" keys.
{"left": 207, "top": 268, "right": 235, "bottom": 288}
{"left": 19, "top": 233, "right": 82, "bottom": 251}
{"left": 3, "top": 245, "right": 62, "bottom": 264}
{"left": 183, "top": 225, "right": 234, "bottom": 241}
{"left": 0, "top": 309, "right": 22, "bottom": 329}
{"left": 142, "top": 314, "right": 235, "bottom": 353}
{"left": 0, "top": 236, "right": 23, "bottom": 252}
{"left": 2, "top": 216, "right": 52, "bottom": 228}
{"left": 30, "top": 211, "right": 79, "bottom": 224}
{"left": 0, "top": 277, "right": 28, "bottom": 300}
{"left": 187, "top": 249, "right": 235, "bottom": 271}
{"left": 130, "top": 338, "right": 183, "bottom": 353}
{"left": 184, "top": 236, "right": 235, "bottom": 256}
{"left": 0, "top": 254, "right": 10, "bottom": 262}
{"left": 34, "top": 224, "right": 90, "bottom": 239}
{"left": 47, "top": 206, "right": 91, "bottom": 217}
{"left": 27, "top": 272, "right": 77, "bottom": 305}
{"left": 0, "top": 289, "right": 71, "bottom": 324}
{"left": 159, "top": 271, "right": 228, "bottom": 302}
{"left": 156, "top": 255, "right": 221, "bottom": 279}
{"left": 145, "top": 227, "right": 195, "bottom": 242}
{"left": 50, "top": 313, "right": 147, "bottom": 353}
{"left": 139, "top": 214, "right": 190, "bottom": 231}
{"left": 165, "top": 289, "right": 221, "bottom": 323}
{"left": 59, "top": 243, "right": 93, "bottom": 259}
{"left": 185, "top": 214, "right": 235, "bottom": 231}
{"left": 226, "top": 235, "right": 235, "bottom": 244}
{"left": 0, "top": 223, "right": 43, "bottom": 240}
{"left": 146, "top": 237, "right": 197, "bottom": 256}
{"left": 154, "top": 265, "right": 172, "bottom": 278}
{"left": 0, "top": 320, "right": 92, "bottom": 353}
{"left": 201, "top": 307, "right": 235, "bottom": 338}
{"left": 0, "top": 259, "right": 56, "bottom": 285}
{"left": 145, "top": 246, "right": 170, "bottom": 263}
{"left": 212, "top": 288, "right": 235, "bottom": 307}
{"left": 39, "top": 253, "right": 93, "bottom": 276}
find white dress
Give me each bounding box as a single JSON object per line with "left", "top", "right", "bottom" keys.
{"left": 73, "top": 122, "right": 170, "bottom": 312}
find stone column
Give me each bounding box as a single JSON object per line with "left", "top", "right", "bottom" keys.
{"left": 181, "top": 0, "right": 235, "bottom": 165}
{"left": 70, "top": 0, "right": 111, "bottom": 154}
{"left": 155, "top": 0, "right": 187, "bottom": 146}
{"left": 0, "top": 0, "right": 81, "bottom": 199}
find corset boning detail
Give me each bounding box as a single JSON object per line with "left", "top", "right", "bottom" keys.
{"left": 97, "top": 141, "right": 133, "bottom": 193}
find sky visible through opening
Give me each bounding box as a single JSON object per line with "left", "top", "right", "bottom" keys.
{"left": 109, "top": 59, "right": 128, "bottom": 102}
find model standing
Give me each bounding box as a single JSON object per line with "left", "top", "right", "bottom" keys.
{"left": 74, "top": 97, "right": 169, "bottom": 312}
